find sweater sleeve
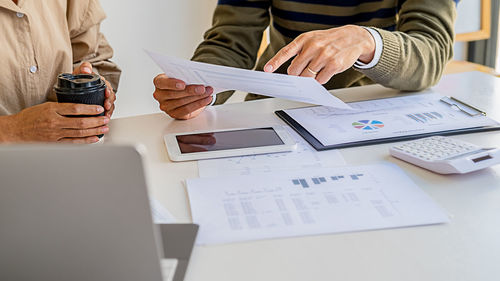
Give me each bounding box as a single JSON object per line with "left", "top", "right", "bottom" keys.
{"left": 357, "top": 0, "right": 457, "bottom": 91}
{"left": 191, "top": 0, "right": 271, "bottom": 104}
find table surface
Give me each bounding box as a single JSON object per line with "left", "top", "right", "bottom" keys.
{"left": 106, "top": 71, "right": 500, "bottom": 281}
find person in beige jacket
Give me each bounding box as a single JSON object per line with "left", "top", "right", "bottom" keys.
{"left": 0, "top": 0, "right": 121, "bottom": 143}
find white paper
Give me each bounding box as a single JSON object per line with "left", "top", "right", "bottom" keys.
{"left": 284, "top": 92, "right": 499, "bottom": 146}
{"left": 146, "top": 50, "right": 351, "bottom": 109}
{"left": 187, "top": 164, "right": 449, "bottom": 245}
{"left": 198, "top": 128, "right": 346, "bottom": 177}
{"left": 150, "top": 198, "right": 176, "bottom": 224}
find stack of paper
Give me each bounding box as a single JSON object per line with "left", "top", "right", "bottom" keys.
{"left": 187, "top": 164, "right": 449, "bottom": 245}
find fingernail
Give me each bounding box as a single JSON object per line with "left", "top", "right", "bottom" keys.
{"left": 103, "top": 116, "right": 110, "bottom": 123}
{"left": 82, "top": 67, "right": 92, "bottom": 74}
{"left": 101, "top": 127, "right": 109, "bottom": 133}
{"left": 206, "top": 87, "right": 214, "bottom": 95}
{"left": 195, "top": 87, "right": 204, "bottom": 94}
{"left": 176, "top": 83, "right": 184, "bottom": 89}
{"left": 264, "top": 65, "right": 273, "bottom": 72}
{"left": 96, "top": 106, "right": 104, "bottom": 113}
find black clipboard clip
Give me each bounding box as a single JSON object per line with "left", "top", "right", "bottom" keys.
{"left": 440, "top": 96, "right": 487, "bottom": 117}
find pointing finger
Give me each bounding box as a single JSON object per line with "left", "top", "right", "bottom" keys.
{"left": 264, "top": 36, "right": 305, "bottom": 73}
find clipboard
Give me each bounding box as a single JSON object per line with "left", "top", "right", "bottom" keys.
{"left": 275, "top": 96, "right": 500, "bottom": 151}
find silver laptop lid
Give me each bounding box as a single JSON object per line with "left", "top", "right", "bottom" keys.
{"left": 0, "top": 145, "right": 163, "bottom": 281}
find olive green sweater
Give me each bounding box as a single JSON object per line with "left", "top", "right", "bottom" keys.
{"left": 192, "top": 0, "right": 457, "bottom": 104}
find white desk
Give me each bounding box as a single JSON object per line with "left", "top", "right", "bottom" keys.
{"left": 107, "top": 72, "right": 500, "bottom": 281}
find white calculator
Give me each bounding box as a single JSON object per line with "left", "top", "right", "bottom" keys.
{"left": 390, "top": 136, "right": 500, "bottom": 174}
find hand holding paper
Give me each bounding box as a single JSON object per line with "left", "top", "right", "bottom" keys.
{"left": 153, "top": 73, "right": 215, "bottom": 120}
{"left": 148, "top": 50, "right": 351, "bottom": 119}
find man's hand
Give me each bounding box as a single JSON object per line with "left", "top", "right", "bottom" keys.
{"left": 153, "top": 74, "right": 214, "bottom": 120}
{"left": 11, "top": 102, "right": 110, "bottom": 143}
{"left": 73, "top": 62, "right": 116, "bottom": 118}
{"left": 264, "top": 25, "right": 376, "bottom": 84}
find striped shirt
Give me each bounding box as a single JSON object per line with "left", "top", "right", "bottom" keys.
{"left": 193, "top": 0, "right": 457, "bottom": 104}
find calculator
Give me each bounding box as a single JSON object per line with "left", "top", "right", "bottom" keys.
{"left": 390, "top": 136, "right": 500, "bottom": 174}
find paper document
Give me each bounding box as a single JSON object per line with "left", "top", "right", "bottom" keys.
{"left": 198, "top": 127, "right": 346, "bottom": 177}
{"left": 187, "top": 164, "right": 449, "bottom": 245}
{"left": 284, "top": 92, "right": 499, "bottom": 146}
{"left": 150, "top": 198, "right": 176, "bottom": 224}
{"left": 146, "top": 50, "right": 351, "bottom": 109}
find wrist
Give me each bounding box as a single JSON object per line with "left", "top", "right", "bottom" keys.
{"left": 358, "top": 27, "right": 376, "bottom": 64}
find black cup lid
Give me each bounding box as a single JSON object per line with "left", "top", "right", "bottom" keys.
{"left": 56, "top": 73, "right": 104, "bottom": 90}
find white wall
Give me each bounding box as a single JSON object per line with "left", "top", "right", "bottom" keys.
{"left": 455, "top": 0, "right": 482, "bottom": 34}
{"left": 453, "top": 0, "right": 480, "bottom": 63}
{"left": 497, "top": 26, "right": 500, "bottom": 72}
{"left": 99, "top": 0, "right": 218, "bottom": 118}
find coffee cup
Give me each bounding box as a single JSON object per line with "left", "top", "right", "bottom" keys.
{"left": 54, "top": 73, "right": 107, "bottom": 138}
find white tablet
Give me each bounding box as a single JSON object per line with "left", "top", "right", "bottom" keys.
{"left": 164, "top": 126, "right": 297, "bottom": 161}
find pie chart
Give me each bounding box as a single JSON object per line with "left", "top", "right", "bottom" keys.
{"left": 352, "top": 120, "right": 384, "bottom": 130}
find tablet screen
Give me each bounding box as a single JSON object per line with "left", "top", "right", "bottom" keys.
{"left": 176, "top": 127, "right": 284, "bottom": 154}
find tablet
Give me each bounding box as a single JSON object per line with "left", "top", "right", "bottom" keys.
{"left": 164, "top": 126, "right": 297, "bottom": 161}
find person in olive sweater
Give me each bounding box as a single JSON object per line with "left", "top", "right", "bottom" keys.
{"left": 153, "top": 0, "right": 457, "bottom": 120}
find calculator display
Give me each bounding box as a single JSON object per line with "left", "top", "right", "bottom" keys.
{"left": 472, "top": 155, "right": 492, "bottom": 163}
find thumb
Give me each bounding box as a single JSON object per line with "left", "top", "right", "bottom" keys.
{"left": 73, "top": 62, "right": 93, "bottom": 75}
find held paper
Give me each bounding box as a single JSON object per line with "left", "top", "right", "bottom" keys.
{"left": 187, "top": 164, "right": 449, "bottom": 245}
{"left": 146, "top": 50, "right": 351, "bottom": 109}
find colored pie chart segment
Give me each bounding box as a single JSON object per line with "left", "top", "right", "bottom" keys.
{"left": 352, "top": 120, "right": 385, "bottom": 130}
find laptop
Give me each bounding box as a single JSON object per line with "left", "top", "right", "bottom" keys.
{"left": 0, "top": 145, "right": 198, "bottom": 281}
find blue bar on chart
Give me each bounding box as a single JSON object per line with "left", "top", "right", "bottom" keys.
{"left": 415, "top": 113, "right": 427, "bottom": 122}
{"left": 407, "top": 112, "right": 444, "bottom": 123}
{"left": 407, "top": 114, "right": 424, "bottom": 123}
{"left": 331, "top": 175, "right": 345, "bottom": 181}
{"left": 423, "top": 112, "right": 436, "bottom": 119}
{"left": 431, "top": 111, "right": 443, "bottom": 118}
{"left": 350, "top": 174, "right": 364, "bottom": 180}
{"left": 311, "top": 177, "right": 328, "bottom": 185}
{"left": 299, "top": 179, "right": 309, "bottom": 188}
{"left": 292, "top": 179, "right": 310, "bottom": 188}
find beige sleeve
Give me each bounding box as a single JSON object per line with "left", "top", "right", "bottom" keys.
{"left": 358, "top": 0, "right": 456, "bottom": 91}
{"left": 67, "top": 0, "right": 122, "bottom": 91}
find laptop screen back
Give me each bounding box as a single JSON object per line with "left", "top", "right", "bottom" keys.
{"left": 0, "top": 145, "right": 163, "bottom": 281}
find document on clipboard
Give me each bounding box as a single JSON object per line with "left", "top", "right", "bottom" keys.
{"left": 276, "top": 92, "right": 500, "bottom": 151}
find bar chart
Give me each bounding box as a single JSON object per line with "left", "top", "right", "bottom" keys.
{"left": 406, "top": 112, "right": 444, "bottom": 123}
{"left": 292, "top": 174, "right": 364, "bottom": 188}
{"left": 187, "top": 164, "right": 449, "bottom": 245}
